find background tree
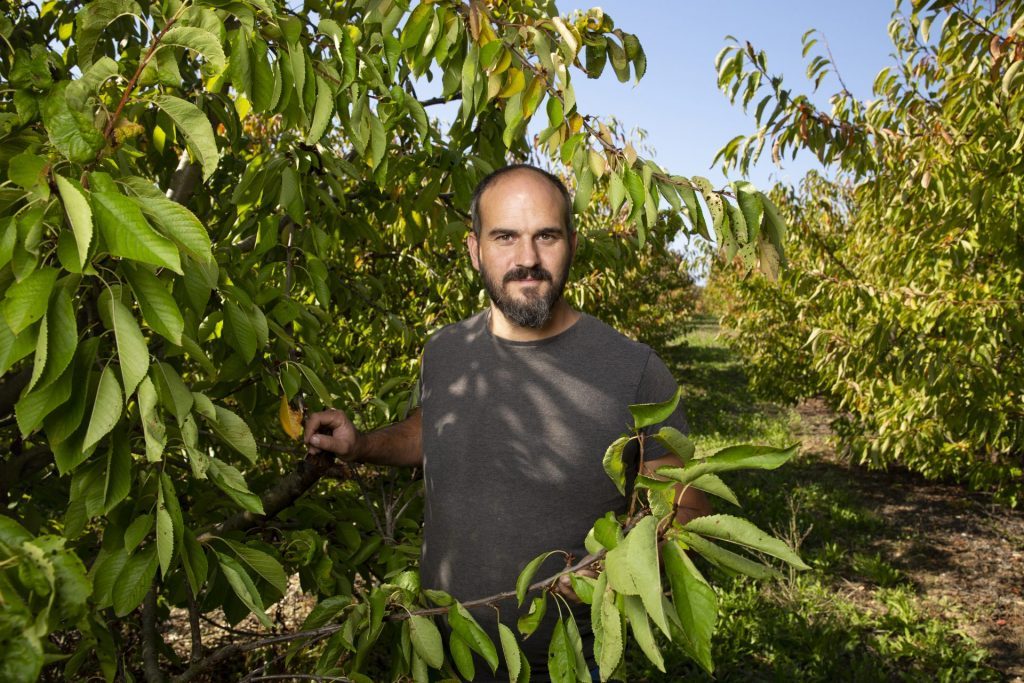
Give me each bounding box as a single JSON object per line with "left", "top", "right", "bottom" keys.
{"left": 710, "top": 0, "right": 1024, "bottom": 503}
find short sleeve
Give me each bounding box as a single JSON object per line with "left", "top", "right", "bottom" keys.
{"left": 635, "top": 350, "right": 689, "bottom": 461}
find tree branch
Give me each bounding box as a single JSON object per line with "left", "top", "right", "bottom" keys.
{"left": 166, "top": 151, "right": 202, "bottom": 205}
{"left": 195, "top": 453, "right": 334, "bottom": 542}
{"left": 142, "top": 587, "right": 165, "bottom": 683}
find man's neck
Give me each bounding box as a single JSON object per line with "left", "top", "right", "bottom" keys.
{"left": 488, "top": 300, "right": 581, "bottom": 342}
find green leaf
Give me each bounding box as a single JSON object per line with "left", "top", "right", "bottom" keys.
{"left": 598, "top": 585, "right": 623, "bottom": 680}
{"left": 564, "top": 613, "right": 589, "bottom": 682}
{"left": 152, "top": 361, "right": 193, "bottom": 422}
{"left": 158, "top": 26, "right": 227, "bottom": 69}
{"left": 594, "top": 514, "right": 622, "bottom": 550}
{"left": 208, "top": 405, "right": 259, "bottom": 463}
{"left": 66, "top": 57, "right": 119, "bottom": 110}
{"left": 683, "top": 514, "right": 809, "bottom": 569}
{"left": 152, "top": 95, "right": 221, "bottom": 180}
{"left": 630, "top": 387, "right": 681, "bottom": 430}
{"left": 3, "top": 266, "right": 58, "bottom": 333}
{"left": 37, "top": 283, "right": 77, "bottom": 391}
{"left": 625, "top": 516, "right": 669, "bottom": 636}
{"left": 651, "top": 426, "right": 694, "bottom": 463}
{"left": 112, "top": 545, "right": 158, "bottom": 616}
{"left": 655, "top": 443, "right": 798, "bottom": 488}
{"left": 603, "top": 542, "right": 638, "bottom": 596}
{"left": 122, "top": 184, "right": 213, "bottom": 263}
{"left": 449, "top": 631, "right": 475, "bottom": 681}
{"left": 15, "top": 351, "right": 74, "bottom": 437}
{"left": 43, "top": 336, "right": 99, "bottom": 447}
{"left": 221, "top": 538, "right": 288, "bottom": 595}
{"left": 26, "top": 305, "right": 49, "bottom": 395}
{"left": 306, "top": 75, "right": 334, "bottom": 144}
{"left": 75, "top": 0, "right": 142, "bottom": 68}
{"left": 104, "top": 432, "right": 132, "bottom": 512}
{"left": 498, "top": 622, "right": 524, "bottom": 682}
{"left": 733, "top": 180, "right": 763, "bottom": 244}
{"left": 83, "top": 365, "right": 123, "bottom": 452}
{"left": 0, "top": 314, "right": 35, "bottom": 374}
{"left": 663, "top": 541, "right": 715, "bottom": 674}
{"left": 569, "top": 574, "right": 597, "bottom": 605}
{"left": 607, "top": 36, "right": 630, "bottom": 83}
{"left": 223, "top": 299, "right": 257, "bottom": 362}
{"left": 182, "top": 529, "right": 208, "bottom": 596}
{"left": 409, "top": 615, "right": 444, "bottom": 669}
{"left": 92, "top": 186, "right": 182, "bottom": 273}
{"left": 547, "top": 619, "right": 575, "bottom": 683}
{"left": 138, "top": 377, "right": 166, "bottom": 462}
{"left": 208, "top": 459, "right": 264, "bottom": 514}
{"left": 448, "top": 602, "right": 499, "bottom": 673}
{"left": 623, "top": 595, "right": 664, "bottom": 672}
{"left": 516, "top": 550, "right": 556, "bottom": 606}
{"left": 91, "top": 545, "right": 128, "bottom": 610}
{"left": 217, "top": 552, "right": 274, "bottom": 629}
{"left": 156, "top": 506, "right": 174, "bottom": 577}
{"left": 688, "top": 473, "right": 739, "bottom": 507}
{"left": 109, "top": 298, "right": 149, "bottom": 396}
{"left": 40, "top": 82, "right": 104, "bottom": 162}
{"left": 9, "top": 152, "right": 48, "bottom": 192}
{"left": 676, "top": 531, "right": 779, "bottom": 579}
{"left": 294, "top": 361, "right": 333, "bottom": 406}
{"left": 124, "top": 514, "right": 153, "bottom": 552}
{"left": 123, "top": 264, "right": 184, "bottom": 345}
{"left": 602, "top": 435, "right": 630, "bottom": 496}
{"left": 517, "top": 594, "right": 547, "bottom": 636}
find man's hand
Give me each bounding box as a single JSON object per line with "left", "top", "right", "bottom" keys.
{"left": 304, "top": 409, "right": 359, "bottom": 460}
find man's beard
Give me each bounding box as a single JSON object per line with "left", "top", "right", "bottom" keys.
{"left": 480, "top": 260, "right": 570, "bottom": 329}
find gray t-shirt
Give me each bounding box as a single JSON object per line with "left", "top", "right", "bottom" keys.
{"left": 419, "top": 310, "right": 687, "bottom": 680}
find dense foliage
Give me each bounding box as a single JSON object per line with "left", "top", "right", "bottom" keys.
{"left": 710, "top": 0, "right": 1024, "bottom": 503}
{"left": 0, "top": 0, "right": 802, "bottom": 680}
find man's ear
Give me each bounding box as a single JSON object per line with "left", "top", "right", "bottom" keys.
{"left": 466, "top": 231, "right": 480, "bottom": 272}
{"left": 569, "top": 231, "right": 578, "bottom": 260}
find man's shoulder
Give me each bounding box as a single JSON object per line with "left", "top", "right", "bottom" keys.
{"left": 578, "top": 313, "right": 655, "bottom": 359}
{"left": 424, "top": 310, "right": 489, "bottom": 352}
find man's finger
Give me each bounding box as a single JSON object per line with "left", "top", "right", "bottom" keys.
{"left": 303, "top": 409, "right": 339, "bottom": 444}
{"left": 307, "top": 432, "right": 346, "bottom": 456}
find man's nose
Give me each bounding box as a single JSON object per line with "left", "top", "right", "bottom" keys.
{"left": 514, "top": 238, "right": 541, "bottom": 267}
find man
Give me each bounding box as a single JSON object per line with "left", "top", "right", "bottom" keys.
{"left": 304, "top": 164, "right": 710, "bottom": 680}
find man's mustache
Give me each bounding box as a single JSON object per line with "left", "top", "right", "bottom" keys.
{"left": 503, "top": 266, "right": 552, "bottom": 284}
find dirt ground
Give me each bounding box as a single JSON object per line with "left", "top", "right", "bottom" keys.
{"left": 793, "top": 397, "right": 1024, "bottom": 681}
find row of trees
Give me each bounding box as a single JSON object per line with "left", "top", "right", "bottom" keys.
{"left": 709, "top": 0, "right": 1023, "bottom": 503}
{"left": 0, "top": 0, "right": 799, "bottom": 680}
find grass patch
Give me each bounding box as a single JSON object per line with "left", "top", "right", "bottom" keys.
{"left": 627, "top": 319, "right": 1001, "bottom": 681}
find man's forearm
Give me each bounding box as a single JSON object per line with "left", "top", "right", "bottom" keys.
{"left": 351, "top": 409, "right": 423, "bottom": 467}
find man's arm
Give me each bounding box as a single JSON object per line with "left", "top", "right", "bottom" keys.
{"left": 642, "top": 453, "right": 713, "bottom": 525}
{"left": 304, "top": 408, "right": 423, "bottom": 468}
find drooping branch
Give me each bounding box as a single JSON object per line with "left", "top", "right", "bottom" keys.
{"left": 195, "top": 453, "right": 335, "bottom": 542}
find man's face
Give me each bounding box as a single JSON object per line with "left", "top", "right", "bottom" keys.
{"left": 468, "top": 171, "right": 576, "bottom": 329}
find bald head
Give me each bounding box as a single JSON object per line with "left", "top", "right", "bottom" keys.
{"left": 470, "top": 164, "right": 575, "bottom": 236}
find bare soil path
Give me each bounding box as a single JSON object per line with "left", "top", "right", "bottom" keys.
{"left": 793, "top": 397, "right": 1024, "bottom": 681}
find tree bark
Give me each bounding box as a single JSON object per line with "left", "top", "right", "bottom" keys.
{"left": 142, "top": 587, "right": 166, "bottom": 683}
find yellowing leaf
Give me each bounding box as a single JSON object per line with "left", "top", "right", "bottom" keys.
{"left": 279, "top": 395, "right": 303, "bottom": 439}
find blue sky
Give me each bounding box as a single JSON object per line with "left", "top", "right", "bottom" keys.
{"left": 555, "top": 1, "right": 899, "bottom": 192}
